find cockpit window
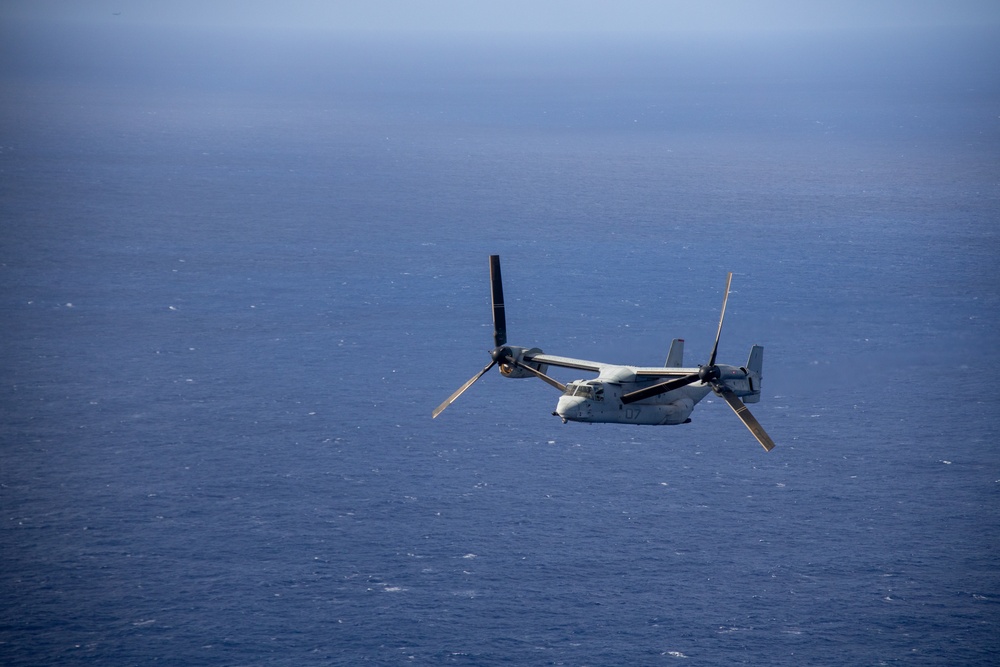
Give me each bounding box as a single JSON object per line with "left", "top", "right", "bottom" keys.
{"left": 563, "top": 382, "right": 603, "bottom": 400}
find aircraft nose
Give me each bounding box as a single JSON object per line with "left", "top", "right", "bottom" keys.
{"left": 556, "top": 395, "right": 586, "bottom": 420}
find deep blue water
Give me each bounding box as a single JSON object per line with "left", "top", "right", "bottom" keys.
{"left": 2, "top": 22, "right": 999, "bottom": 665}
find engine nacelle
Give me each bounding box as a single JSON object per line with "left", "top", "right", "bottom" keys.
{"left": 498, "top": 347, "right": 548, "bottom": 379}
{"left": 719, "top": 366, "right": 760, "bottom": 402}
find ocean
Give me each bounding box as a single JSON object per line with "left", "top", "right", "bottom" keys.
{"left": 2, "top": 20, "right": 999, "bottom": 665}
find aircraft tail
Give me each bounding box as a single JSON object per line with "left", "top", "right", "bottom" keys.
{"left": 665, "top": 338, "right": 684, "bottom": 367}
{"left": 743, "top": 345, "right": 764, "bottom": 403}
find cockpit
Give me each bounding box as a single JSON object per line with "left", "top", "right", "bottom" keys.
{"left": 563, "top": 381, "right": 604, "bottom": 401}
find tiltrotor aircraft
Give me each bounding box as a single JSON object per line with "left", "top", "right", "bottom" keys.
{"left": 433, "top": 255, "right": 775, "bottom": 451}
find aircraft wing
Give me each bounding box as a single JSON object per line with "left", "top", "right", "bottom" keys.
{"left": 524, "top": 356, "right": 702, "bottom": 379}
{"left": 523, "top": 352, "right": 604, "bottom": 374}
{"left": 632, "top": 366, "right": 702, "bottom": 378}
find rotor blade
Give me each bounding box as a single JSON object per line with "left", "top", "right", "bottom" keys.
{"left": 707, "top": 272, "right": 733, "bottom": 368}
{"left": 510, "top": 358, "right": 567, "bottom": 392}
{"left": 490, "top": 255, "right": 507, "bottom": 347}
{"left": 714, "top": 384, "right": 775, "bottom": 452}
{"left": 432, "top": 360, "right": 497, "bottom": 418}
{"left": 621, "top": 373, "right": 700, "bottom": 404}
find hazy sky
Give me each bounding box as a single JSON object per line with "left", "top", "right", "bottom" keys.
{"left": 5, "top": 0, "right": 1000, "bottom": 34}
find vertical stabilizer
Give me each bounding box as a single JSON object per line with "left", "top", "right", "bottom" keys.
{"left": 747, "top": 345, "right": 763, "bottom": 375}
{"left": 744, "top": 345, "right": 764, "bottom": 403}
{"left": 665, "top": 338, "right": 685, "bottom": 367}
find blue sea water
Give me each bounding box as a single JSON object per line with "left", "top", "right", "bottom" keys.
{"left": 2, "top": 21, "right": 999, "bottom": 665}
